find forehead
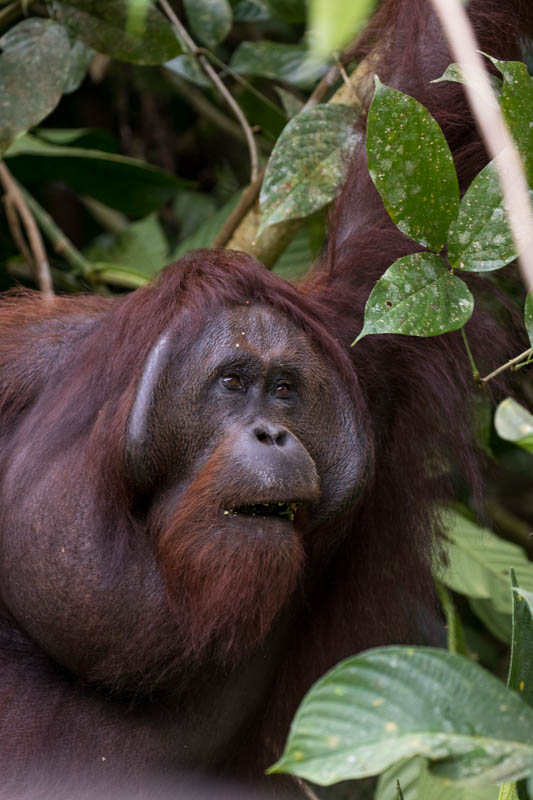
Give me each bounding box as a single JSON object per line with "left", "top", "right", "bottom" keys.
{"left": 191, "top": 305, "right": 319, "bottom": 365}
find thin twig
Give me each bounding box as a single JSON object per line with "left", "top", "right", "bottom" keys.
{"left": 0, "top": 161, "right": 53, "bottom": 295}
{"left": 197, "top": 48, "right": 286, "bottom": 121}
{"left": 304, "top": 64, "right": 340, "bottom": 109}
{"left": 17, "top": 183, "right": 93, "bottom": 277}
{"left": 460, "top": 326, "right": 480, "bottom": 381}
{"left": 166, "top": 73, "right": 271, "bottom": 152}
{"left": 158, "top": 0, "right": 259, "bottom": 182}
{"left": 0, "top": 0, "right": 23, "bottom": 28}
{"left": 481, "top": 347, "right": 533, "bottom": 383}
{"left": 429, "top": 0, "right": 533, "bottom": 291}
{"left": 211, "top": 168, "right": 266, "bottom": 249}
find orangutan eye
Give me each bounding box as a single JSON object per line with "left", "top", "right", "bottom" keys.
{"left": 273, "top": 382, "right": 291, "bottom": 398}
{"left": 222, "top": 374, "right": 244, "bottom": 391}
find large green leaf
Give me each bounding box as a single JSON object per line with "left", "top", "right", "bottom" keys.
{"left": 491, "top": 58, "right": 533, "bottom": 184}
{"left": 495, "top": 398, "right": 533, "bottom": 454}
{"left": 270, "top": 646, "right": 533, "bottom": 786}
{"left": 230, "top": 41, "right": 327, "bottom": 89}
{"left": 170, "top": 191, "right": 243, "bottom": 259}
{"left": 273, "top": 225, "right": 314, "bottom": 280}
{"left": 85, "top": 213, "right": 168, "bottom": 276}
{"left": 183, "top": 0, "right": 232, "bottom": 48}
{"left": 0, "top": 19, "right": 72, "bottom": 155}
{"left": 354, "top": 253, "right": 473, "bottom": 342}
{"left": 308, "top": 0, "right": 375, "bottom": 57}
{"left": 439, "top": 510, "right": 533, "bottom": 615}
{"left": 63, "top": 40, "right": 94, "bottom": 94}
{"left": 366, "top": 79, "right": 459, "bottom": 252}
{"left": 4, "top": 134, "right": 186, "bottom": 218}
{"left": 447, "top": 159, "right": 531, "bottom": 272}
{"left": 259, "top": 104, "right": 359, "bottom": 233}
{"left": 165, "top": 54, "right": 211, "bottom": 88}
{"left": 376, "top": 758, "right": 498, "bottom": 800}
{"left": 48, "top": 0, "right": 181, "bottom": 65}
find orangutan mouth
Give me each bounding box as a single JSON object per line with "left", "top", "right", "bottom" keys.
{"left": 223, "top": 502, "right": 301, "bottom": 522}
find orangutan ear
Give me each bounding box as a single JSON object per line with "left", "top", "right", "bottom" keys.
{"left": 124, "top": 331, "right": 172, "bottom": 495}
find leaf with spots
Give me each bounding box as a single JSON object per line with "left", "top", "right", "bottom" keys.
{"left": 0, "top": 19, "right": 72, "bottom": 156}
{"left": 268, "top": 646, "right": 533, "bottom": 786}
{"left": 490, "top": 58, "right": 533, "bottom": 184}
{"left": 495, "top": 398, "right": 533, "bottom": 454}
{"left": 366, "top": 78, "right": 459, "bottom": 252}
{"left": 258, "top": 104, "right": 360, "bottom": 234}
{"left": 525, "top": 292, "right": 533, "bottom": 347}
{"left": 448, "top": 158, "right": 533, "bottom": 272}
{"left": 48, "top": 0, "right": 181, "bottom": 66}
{"left": 354, "top": 253, "right": 473, "bottom": 342}
{"left": 183, "top": 0, "right": 232, "bottom": 49}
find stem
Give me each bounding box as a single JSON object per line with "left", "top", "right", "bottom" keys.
{"left": 0, "top": 0, "right": 23, "bottom": 29}
{"left": 429, "top": 0, "right": 533, "bottom": 292}
{"left": 481, "top": 346, "right": 533, "bottom": 383}
{"left": 0, "top": 161, "right": 53, "bottom": 295}
{"left": 211, "top": 168, "right": 265, "bottom": 249}
{"left": 460, "top": 327, "right": 480, "bottom": 381}
{"left": 17, "top": 184, "right": 93, "bottom": 277}
{"left": 158, "top": 0, "right": 259, "bottom": 182}
{"left": 198, "top": 48, "right": 286, "bottom": 121}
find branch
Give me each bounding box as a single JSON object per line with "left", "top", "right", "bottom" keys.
{"left": 17, "top": 183, "right": 94, "bottom": 278}
{"left": 211, "top": 168, "right": 265, "bottom": 249}
{"left": 429, "top": 0, "right": 533, "bottom": 292}
{"left": 0, "top": 161, "right": 53, "bottom": 295}
{"left": 158, "top": 0, "right": 259, "bottom": 182}
{"left": 481, "top": 347, "right": 533, "bottom": 383}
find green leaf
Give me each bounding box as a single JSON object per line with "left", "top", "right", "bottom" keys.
{"left": 48, "top": 0, "right": 181, "bottom": 65}
{"left": 269, "top": 646, "right": 533, "bottom": 786}
{"left": 63, "top": 40, "right": 94, "bottom": 94}
{"left": 273, "top": 225, "right": 314, "bottom": 280}
{"left": 165, "top": 54, "right": 211, "bottom": 88}
{"left": 259, "top": 104, "right": 360, "bottom": 233}
{"left": 85, "top": 214, "right": 168, "bottom": 276}
{"left": 183, "top": 0, "right": 232, "bottom": 48}
{"left": 35, "top": 127, "right": 118, "bottom": 152}
{"left": 431, "top": 62, "right": 502, "bottom": 95}
{"left": 275, "top": 88, "right": 304, "bottom": 119}
{"left": 230, "top": 41, "right": 327, "bottom": 89}
{"left": 490, "top": 58, "right": 533, "bottom": 184}
{"left": 508, "top": 575, "right": 533, "bottom": 708}
{"left": 263, "top": 0, "right": 306, "bottom": 23}
{"left": 174, "top": 190, "right": 218, "bottom": 241}
{"left": 0, "top": 19, "right": 72, "bottom": 156}
{"left": 308, "top": 0, "right": 375, "bottom": 57}
{"left": 439, "top": 510, "right": 533, "bottom": 615}
{"left": 170, "top": 191, "right": 243, "bottom": 259}
{"left": 5, "top": 134, "right": 187, "bottom": 218}
{"left": 366, "top": 79, "right": 459, "bottom": 252}
{"left": 495, "top": 398, "right": 533, "bottom": 454}
{"left": 501, "top": 574, "right": 533, "bottom": 800}
{"left": 354, "top": 253, "right": 473, "bottom": 342}
{"left": 377, "top": 758, "right": 499, "bottom": 800}
{"left": 89, "top": 263, "right": 150, "bottom": 288}
{"left": 447, "top": 159, "right": 532, "bottom": 272}
{"left": 232, "top": 0, "right": 270, "bottom": 22}
{"left": 469, "top": 597, "right": 512, "bottom": 645}
{"left": 525, "top": 293, "right": 533, "bottom": 347}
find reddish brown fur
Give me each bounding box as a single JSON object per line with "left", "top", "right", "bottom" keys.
{"left": 0, "top": 1, "right": 531, "bottom": 797}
